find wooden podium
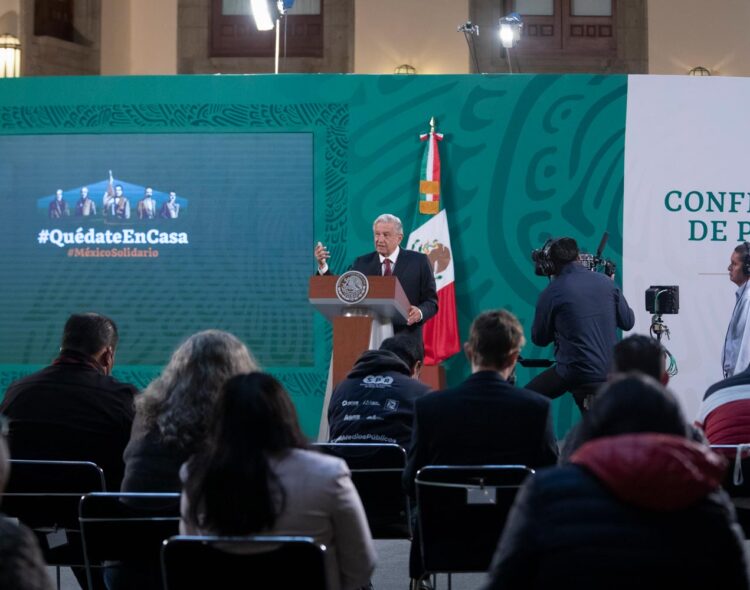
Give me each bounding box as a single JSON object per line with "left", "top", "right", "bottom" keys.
{"left": 309, "top": 275, "right": 410, "bottom": 388}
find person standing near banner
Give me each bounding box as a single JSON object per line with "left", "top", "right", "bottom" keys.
{"left": 314, "top": 213, "right": 438, "bottom": 345}
{"left": 722, "top": 242, "right": 750, "bottom": 378}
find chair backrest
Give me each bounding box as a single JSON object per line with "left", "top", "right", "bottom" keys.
{"left": 710, "top": 444, "right": 750, "bottom": 538}
{"left": 415, "top": 464, "right": 533, "bottom": 574}
{"left": 313, "top": 442, "right": 411, "bottom": 538}
{"left": 710, "top": 444, "right": 750, "bottom": 494}
{"left": 79, "top": 492, "right": 181, "bottom": 589}
{"left": 2, "top": 459, "right": 106, "bottom": 566}
{"left": 161, "top": 535, "right": 327, "bottom": 590}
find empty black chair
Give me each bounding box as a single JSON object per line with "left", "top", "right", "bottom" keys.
{"left": 414, "top": 465, "right": 533, "bottom": 587}
{"left": 161, "top": 535, "right": 327, "bottom": 590}
{"left": 79, "top": 492, "right": 181, "bottom": 590}
{"left": 314, "top": 442, "right": 411, "bottom": 538}
{"left": 3, "top": 459, "right": 106, "bottom": 588}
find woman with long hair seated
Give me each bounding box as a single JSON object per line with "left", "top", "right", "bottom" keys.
{"left": 483, "top": 374, "right": 750, "bottom": 590}
{"left": 121, "top": 330, "right": 258, "bottom": 493}
{"left": 180, "top": 372, "right": 376, "bottom": 590}
{"left": 111, "top": 331, "right": 258, "bottom": 590}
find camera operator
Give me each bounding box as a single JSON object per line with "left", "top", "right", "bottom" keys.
{"left": 527, "top": 237, "right": 635, "bottom": 412}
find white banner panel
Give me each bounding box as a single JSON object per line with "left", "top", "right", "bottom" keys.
{"left": 624, "top": 75, "right": 750, "bottom": 419}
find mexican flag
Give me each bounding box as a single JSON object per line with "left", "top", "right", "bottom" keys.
{"left": 407, "top": 119, "right": 460, "bottom": 365}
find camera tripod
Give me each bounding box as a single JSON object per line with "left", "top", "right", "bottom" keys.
{"left": 650, "top": 313, "right": 670, "bottom": 342}
{"left": 650, "top": 313, "right": 678, "bottom": 377}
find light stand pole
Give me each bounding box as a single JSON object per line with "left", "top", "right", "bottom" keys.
{"left": 251, "top": 0, "right": 289, "bottom": 74}
{"left": 274, "top": 0, "right": 287, "bottom": 74}
{"left": 457, "top": 21, "right": 481, "bottom": 74}
{"left": 498, "top": 13, "right": 523, "bottom": 74}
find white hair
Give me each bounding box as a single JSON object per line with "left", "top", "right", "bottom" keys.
{"left": 373, "top": 213, "right": 403, "bottom": 234}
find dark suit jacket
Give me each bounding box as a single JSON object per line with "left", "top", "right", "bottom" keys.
{"left": 0, "top": 352, "right": 136, "bottom": 491}
{"left": 346, "top": 249, "right": 438, "bottom": 341}
{"left": 402, "top": 370, "right": 559, "bottom": 496}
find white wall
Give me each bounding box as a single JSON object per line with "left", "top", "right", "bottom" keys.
{"left": 101, "top": 0, "right": 131, "bottom": 74}
{"left": 101, "top": 0, "right": 177, "bottom": 75}
{"left": 648, "top": 0, "right": 750, "bottom": 76}
{"left": 354, "top": 0, "right": 469, "bottom": 74}
{"left": 0, "top": 0, "right": 19, "bottom": 36}
{"left": 624, "top": 75, "right": 750, "bottom": 419}
{"left": 130, "top": 0, "right": 177, "bottom": 75}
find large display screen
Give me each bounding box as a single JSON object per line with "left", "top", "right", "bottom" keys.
{"left": 0, "top": 133, "right": 314, "bottom": 375}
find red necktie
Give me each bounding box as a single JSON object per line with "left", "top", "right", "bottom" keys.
{"left": 383, "top": 258, "right": 392, "bottom": 276}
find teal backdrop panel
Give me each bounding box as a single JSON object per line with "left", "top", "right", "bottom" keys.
{"left": 0, "top": 74, "right": 627, "bottom": 439}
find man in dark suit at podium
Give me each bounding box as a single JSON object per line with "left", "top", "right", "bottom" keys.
{"left": 315, "top": 213, "right": 438, "bottom": 343}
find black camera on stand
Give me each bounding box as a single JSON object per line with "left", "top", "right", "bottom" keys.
{"left": 645, "top": 285, "right": 679, "bottom": 341}
{"left": 645, "top": 285, "right": 679, "bottom": 377}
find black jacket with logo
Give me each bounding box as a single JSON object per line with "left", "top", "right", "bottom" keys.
{"left": 327, "top": 350, "right": 431, "bottom": 450}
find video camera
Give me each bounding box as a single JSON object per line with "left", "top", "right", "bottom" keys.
{"left": 531, "top": 232, "right": 617, "bottom": 277}
{"left": 645, "top": 285, "right": 679, "bottom": 315}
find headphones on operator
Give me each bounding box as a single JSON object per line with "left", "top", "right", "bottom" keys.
{"left": 536, "top": 238, "right": 558, "bottom": 277}
{"left": 742, "top": 242, "right": 750, "bottom": 276}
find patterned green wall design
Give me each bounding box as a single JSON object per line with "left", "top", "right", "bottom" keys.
{"left": 0, "top": 74, "right": 627, "bottom": 439}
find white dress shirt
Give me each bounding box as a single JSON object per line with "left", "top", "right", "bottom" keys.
{"left": 723, "top": 280, "right": 750, "bottom": 378}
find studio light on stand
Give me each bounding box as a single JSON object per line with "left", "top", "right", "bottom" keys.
{"left": 250, "top": 0, "right": 295, "bottom": 74}
{"left": 498, "top": 12, "right": 523, "bottom": 73}
{"left": 457, "top": 21, "right": 481, "bottom": 74}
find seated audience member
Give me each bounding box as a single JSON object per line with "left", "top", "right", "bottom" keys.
{"left": 403, "top": 309, "right": 558, "bottom": 583}
{"left": 1, "top": 313, "right": 135, "bottom": 490}
{"left": 121, "top": 330, "right": 257, "bottom": 493}
{"left": 0, "top": 417, "right": 54, "bottom": 590}
{"left": 484, "top": 375, "right": 750, "bottom": 590}
{"left": 109, "top": 331, "right": 256, "bottom": 590}
{"left": 0, "top": 517, "right": 52, "bottom": 590}
{"left": 560, "top": 333, "right": 671, "bottom": 461}
{"left": 697, "top": 362, "right": 750, "bottom": 446}
{"left": 697, "top": 363, "right": 750, "bottom": 516}
{"left": 403, "top": 309, "right": 558, "bottom": 493}
{"left": 181, "top": 372, "right": 376, "bottom": 590}
{"left": 612, "top": 334, "right": 669, "bottom": 384}
{"left": 328, "top": 335, "right": 430, "bottom": 449}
